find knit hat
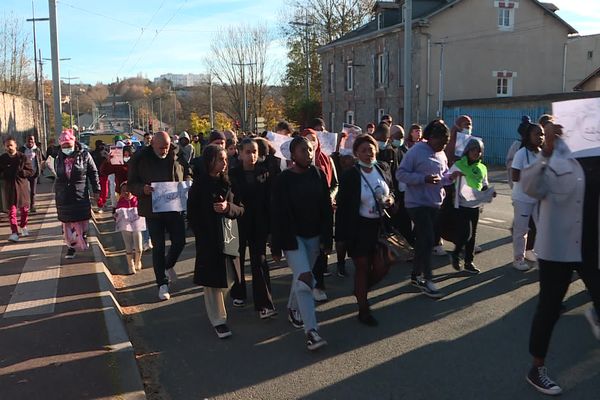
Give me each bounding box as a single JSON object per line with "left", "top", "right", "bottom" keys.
{"left": 59, "top": 129, "right": 76, "bottom": 146}
{"left": 209, "top": 130, "right": 226, "bottom": 143}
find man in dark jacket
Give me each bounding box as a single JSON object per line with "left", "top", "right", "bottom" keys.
{"left": 19, "top": 134, "right": 44, "bottom": 212}
{"left": 1, "top": 137, "right": 34, "bottom": 242}
{"left": 128, "top": 131, "right": 190, "bottom": 301}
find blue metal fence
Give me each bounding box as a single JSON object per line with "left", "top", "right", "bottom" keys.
{"left": 443, "top": 106, "right": 550, "bottom": 165}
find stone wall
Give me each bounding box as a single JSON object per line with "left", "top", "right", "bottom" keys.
{"left": 0, "top": 91, "right": 44, "bottom": 148}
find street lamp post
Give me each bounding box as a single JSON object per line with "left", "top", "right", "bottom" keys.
{"left": 61, "top": 73, "right": 79, "bottom": 129}
{"left": 26, "top": 1, "right": 49, "bottom": 137}
{"left": 291, "top": 13, "right": 314, "bottom": 101}
{"left": 231, "top": 62, "right": 256, "bottom": 132}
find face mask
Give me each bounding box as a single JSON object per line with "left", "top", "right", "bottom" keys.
{"left": 377, "top": 141, "right": 387, "bottom": 150}
{"left": 157, "top": 154, "right": 168, "bottom": 159}
{"left": 62, "top": 147, "right": 74, "bottom": 156}
{"left": 123, "top": 157, "right": 131, "bottom": 163}
{"left": 392, "top": 139, "right": 403, "bottom": 148}
{"left": 461, "top": 128, "right": 472, "bottom": 135}
{"left": 358, "top": 160, "right": 377, "bottom": 168}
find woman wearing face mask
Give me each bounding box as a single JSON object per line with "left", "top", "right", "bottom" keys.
{"left": 299, "top": 128, "right": 338, "bottom": 301}
{"left": 445, "top": 115, "right": 472, "bottom": 167}
{"left": 54, "top": 129, "right": 101, "bottom": 259}
{"left": 271, "top": 136, "right": 333, "bottom": 351}
{"left": 336, "top": 134, "right": 395, "bottom": 326}
{"left": 99, "top": 146, "right": 132, "bottom": 201}
{"left": 188, "top": 144, "right": 244, "bottom": 339}
{"left": 511, "top": 122, "right": 544, "bottom": 271}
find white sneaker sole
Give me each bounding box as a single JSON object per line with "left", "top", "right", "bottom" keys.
{"left": 526, "top": 376, "right": 562, "bottom": 396}
{"left": 307, "top": 340, "right": 327, "bottom": 351}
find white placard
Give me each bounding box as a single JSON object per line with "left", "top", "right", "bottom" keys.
{"left": 339, "top": 124, "right": 362, "bottom": 156}
{"left": 553, "top": 97, "right": 600, "bottom": 158}
{"left": 266, "top": 131, "right": 293, "bottom": 160}
{"left": 151, "top": 181, "right": 192, "bottom": 213}
{"left": 317, "top": 131, "right": 338, "bottom": 156}
{"left": 454, "top": 133, "right": 483, "bottom": 157}
{"left": 115, "top": 207, "right": 146, "bottom": 232}
{"left": 109, "top": 146, "right": 124, "bottom": 165}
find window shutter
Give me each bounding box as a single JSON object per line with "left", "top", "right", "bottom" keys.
{"left": 384, "top": 51, "right": 390, "bottom": 87}
{"left": 344, "top": 62, "right": 348, "bottom": 91}
{"left": 372, "top": 54, "right": 377, "bottom": 88}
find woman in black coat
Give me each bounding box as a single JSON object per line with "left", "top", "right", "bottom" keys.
{"left": 336, "top": 134, "right": 395, "bottom": 326}
{"left": 229, "top": 138, "right": 276, "bottom": 317}
{"left": 54, "top": 130, "right": 100, "bottom": 258}
{"left": 187, "top": 144, "right": 244, "bottom": 339}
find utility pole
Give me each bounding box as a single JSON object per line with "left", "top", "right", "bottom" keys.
{"left": 48, "top": 0, "right": 62, "bottom": 137}
{"left": 159, "top": 97, "right": 163, "bottom": 129}
{"left": 403, "top": 0, "right": 413, "bottom": 132}
{"left": 209, "top": 73, "right": 214, "bottom": 129}
{"left": 75, "top": 95, "right": 80, "bottom": 128}
{"left": 172, "top": 90, "right": 177, "bottom": 133}
{"left": 61, "top": 74, "right": 79, "bottom": 129}
{"left": 291, "top": 13, "right": 314, "bottom": 100}
{"left": 435, "top": 41, "right": 446, "bottom": 118}
{"left": 231, "top": 62, "right": 256, "bottom": 132}
{"left": 38, "top": 50, "right": 47, "bottom": 150}
{"left": 26, "top": 1, "right": 49, "bottom": 137}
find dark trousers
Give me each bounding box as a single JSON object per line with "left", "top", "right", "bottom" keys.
{"left": 28, "top": 176, "right": 37, "bottom": 209}
{"left": 392, "top": 192, "right": 416, "bottom": 247}
{"left": 312, "top": 251, "right": 328, "bottom": 290}
{"left": 529, "top": 259, "right": 600, "bottom": 358}
{"left": 231, "top": 232, "right": 274, "bottom": 310}
{"left": 452, "top": 207, "right": 480, "bottom": 264}
{"left": 526, "top": 217, "right": 536, "bottom": 251}
{"left": 407, "top": 207, "right": 438, "bottom": 280}
{"left": 146, "top": 213, "right": 186, "bottom": 288}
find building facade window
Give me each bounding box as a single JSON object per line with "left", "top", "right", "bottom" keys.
{"left": 377, "top": 108, "right": 385, "bottom": 122}
{"left": 377, "top": 53, "right": 385, "bottom": 86}
{"left": 377, "top": 12, "right": 383, "bottom": 30}
{"left": 346, "top": 110, "right": 355, "bottom": 125}
{"left": 346, "top": 60, "right": 354, "bottom": 91}
{"left": 328, "top": 63, "right": 335, "bottom": 93}
{"left": 494, "top": 1, "right": 518, "bottom": 31}
{"left": 493, "top": 70, "right": 516, "bottom": 97}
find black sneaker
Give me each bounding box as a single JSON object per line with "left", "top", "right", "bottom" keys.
{"left": 464, "top": 263, "right": 481, "bottom": 274}
{"left": 259, "top": 308, "right": 277, "bottom": 319}
{"left": 65, "top": 247, "right": 76, "bottom": 259}
{"left": 288, "top": 308, "right": 304, "bottom": 329}
{"left": 410, "top": 274, "right": 420, "bottom": 287}
{"left": 306, "top": 329, "right": 327, "bottom": 351}
{"left": 417, "top": 279, "right": 444, "bottom": 299}
{"left": 337, "top": 263, "right": 347, "bottom": 277}
{"left": 526, "top": 366, "right": 562, "bottom": 396}
{"left": 358, "top": 312, "right": 378, "bottom": 327}
{"left": 323, "top": 267, "right": 332, "bottom": 277}
{"left": 450, "top": 253, "right": 461, "bottom": 271}
{"left": 214, "top": 324, "right": 232, "bottom": 339}
{"left": 232, "top": 299, "right": 245, "bottom": 308}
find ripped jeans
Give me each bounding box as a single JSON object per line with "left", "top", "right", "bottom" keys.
{"left": 284, "top": 236, "right": 321, "bottom": 333}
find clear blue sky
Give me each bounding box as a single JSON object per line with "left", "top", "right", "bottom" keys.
{"left": 4, "top": 0, "right": 599, "bottom": 85}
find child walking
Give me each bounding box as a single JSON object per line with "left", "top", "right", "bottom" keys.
{"left": 115, "top": 182, "right": 146, "bottom": 274}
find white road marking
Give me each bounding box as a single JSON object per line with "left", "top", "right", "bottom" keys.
{"left": 480, "top": 217, "right": 506, "bottom": 223}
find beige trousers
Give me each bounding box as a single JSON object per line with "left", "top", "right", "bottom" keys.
{"left": 204, "top": 258, "right": 236, "bottom": 327}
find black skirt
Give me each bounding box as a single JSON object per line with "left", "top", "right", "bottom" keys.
{"left": 348, "top": 216, "right": 381, "bottom": 258}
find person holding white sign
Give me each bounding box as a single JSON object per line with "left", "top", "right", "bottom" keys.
{"left": 114, "top": 182, "right": 145, "bottom": 274}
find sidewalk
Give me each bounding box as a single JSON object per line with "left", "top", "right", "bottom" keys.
{"left": 0, "top": 180, "right": 145, "bottom": 400}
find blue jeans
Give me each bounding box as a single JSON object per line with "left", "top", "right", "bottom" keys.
{"left": 284, "top": 236, "right": 321, "bottom": 333}
{"left": 146, "top": 212, "right": 186, "bottom": 287}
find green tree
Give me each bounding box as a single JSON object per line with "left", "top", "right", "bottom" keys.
{"left": 62, "top": 112, "right": 73, "bottom": 129}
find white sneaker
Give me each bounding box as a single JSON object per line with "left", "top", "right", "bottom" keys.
{"left": 525, "top": 250, "right": 538, "bottom": 262}
{"left": 312, "top": 288, "right": 328, "bottom": 302}
{"left": 474, "top": 245, "right": 482, "bottom": 254}
{"left": 432, "top": 245, "right": 446, "bottom": 256}
{"left": 20, "top": 227, "right": 29, "bottom": 237}
{"left": 584, "top": 307, "right": 600, "bottom": 340}
{"left": 8, "top": 233, "right": 19, "bottom": 242}
{"left": 166, "top": 268, "right": 178, "bottom": 283}
{"left": 513, "top": 259, "right": 530, "bottom": 271}
{"left": 143, "top": 239, "right": 153, "bottom": 252}
{"left": 158, "top": 284, "right": 170, "bottom": 301}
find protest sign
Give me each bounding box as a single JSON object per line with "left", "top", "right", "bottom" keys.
{"left": 114, "top": 207, "right": 146, "bottom": 232}
{"left": 454, "top": 133, "right": 483, "bottom": 157}
{"left": 266, "top": 131, "right": 293, "bottom": 160}
{"left": 109, "top": 146, "right": 124, "bottom": 165}
{"left": 553, "top": 97, "right": 600, "bottom": 157}
{"left": 151, "top": 181, "right": 192, "bottom": 213}
{"left": 338, "top": 124, "right": 362, "bottom": 156}
{"left": 317, "top": 131, "right": 338, "bottom": 155}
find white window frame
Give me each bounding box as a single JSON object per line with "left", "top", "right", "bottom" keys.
{"left": 377, "top": 108, "right": 385, "bottom": 122}
{"left": 346, "top": 110, "right": 355, "bottom": 125}
{"left": 346, "top": 60, "right": 354, "bottom": 91}
{"left": 377, "top": 53, "right": 385, "bottom": 86}
{"left": 377, "top": 12, "right": 383, "bottom": 30}
{"left": 494, "top": 1, "right": 518, "bottom": 31}
{"left": 328, "top": 62, "right": 335, "bottom": 93}
{"left": 493, "top": 70, "right": 516, "bottom": 97}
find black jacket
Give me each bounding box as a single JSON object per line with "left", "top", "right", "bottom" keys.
{"left": 335, "top": 162, "right": 394, "bottom": 246}
{"left": 54, "top": 143, "right": 100, "bottom": 222}
{"left": 229, "top": 164, "right": 272, "bottom": 240}
{"left": 0, "top": 152, "right": 34, "bottom": 208}
{"left": 270, "top": 166, "right": 333, "bottom": 253}
{"left": 19, "top": 146, "right": 44, "bottom": 178}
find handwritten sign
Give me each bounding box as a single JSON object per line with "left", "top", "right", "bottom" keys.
{"left": 266, "top": 131, "right": 293, "bottom": 160}
{"left": 115, "top": 207, "right": 146, "bottom": 231}
{"left": 317, "top": 131, "right": 338, "bottom": 156}
{"left": 151, "top": 181, "right": 192, "bottom": 213}
{"left": 339, "top": 124, "right": 362, "bottom": 156}
{"left": 455, "top": 133, "right": 483, "bottom": 157}
{"left": 553, "top": 97, "right": 600, "bottom": 158}
{"left": 109, "top": 146, "right": 124, "bottom": 165}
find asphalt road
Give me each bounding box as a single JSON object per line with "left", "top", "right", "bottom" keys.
{"left": 99, "top": 171, "right": 600, "bottom": 400}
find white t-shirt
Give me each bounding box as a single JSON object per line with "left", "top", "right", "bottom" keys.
{"left": 511, "top": 147, "right": 538, "bottom": 204}
{"left": 359, "top": 168, "right": 390, "bottom": 218}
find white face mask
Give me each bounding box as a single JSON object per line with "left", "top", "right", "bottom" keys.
{"left": 123, "top": 157, "right": 131, "bottom": 163}
{"left": 461, "top": 128, "right": 472, "bottom": 135}
{"left": 157, "top": 153, "right": 168, "bottom": 159}
{"left": 62, "top": 147, "right": 74, "bottom": 156}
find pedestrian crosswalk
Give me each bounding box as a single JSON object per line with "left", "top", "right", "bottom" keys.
{"left": 479, "top": 216, "right": 508, "bottom": 226}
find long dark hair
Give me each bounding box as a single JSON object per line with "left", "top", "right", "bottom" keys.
{"left": 202, "top": 144, "right": 230, "bottom": 185}
{"left": 520, "top": 123, "right": 542, "bottom": 150}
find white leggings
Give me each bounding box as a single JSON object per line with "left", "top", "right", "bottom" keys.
{"left": 512, "top": 200, "right": 535, "bottom": 260}
{"left": 121, "top": 231, "right": 142, "bottom": 254}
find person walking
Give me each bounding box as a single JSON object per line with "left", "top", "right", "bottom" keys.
{"left": 127, "top": 131, "right": 189, "bottom": 301}
{"left": 511, "top": 122, "right": 544, "bottom": 271}
{"left": 114, "top": 182, "right": 145, "bottom": 274}
{"left": 521, "top": 123, "right": 600, "bottom": 396}
{"left": 229, "top": 138, "right": 276, "bottom": 316}
{"left": 271, "top": 136, "right": 333, "bottom": 351}
{"left": 397, "top": 120, "right": 461, "bottom": 298}
{"left": 54, "top": 129, "right": 100, "bottom": 258}
{"left": 0, "top": 137, "right": 34, "bottom": 242}
{"left": 336, "top": 134, "right": 395, "bottom": 326}
{"left": 188, "top": 144, "right": 244, "bottom": 339}
{"left": 19, "top": 134, "right": 43, "bottom": 213}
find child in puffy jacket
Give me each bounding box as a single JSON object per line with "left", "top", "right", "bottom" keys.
{"left": 114, "top": 181, "right": 146, "bottom": 274}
